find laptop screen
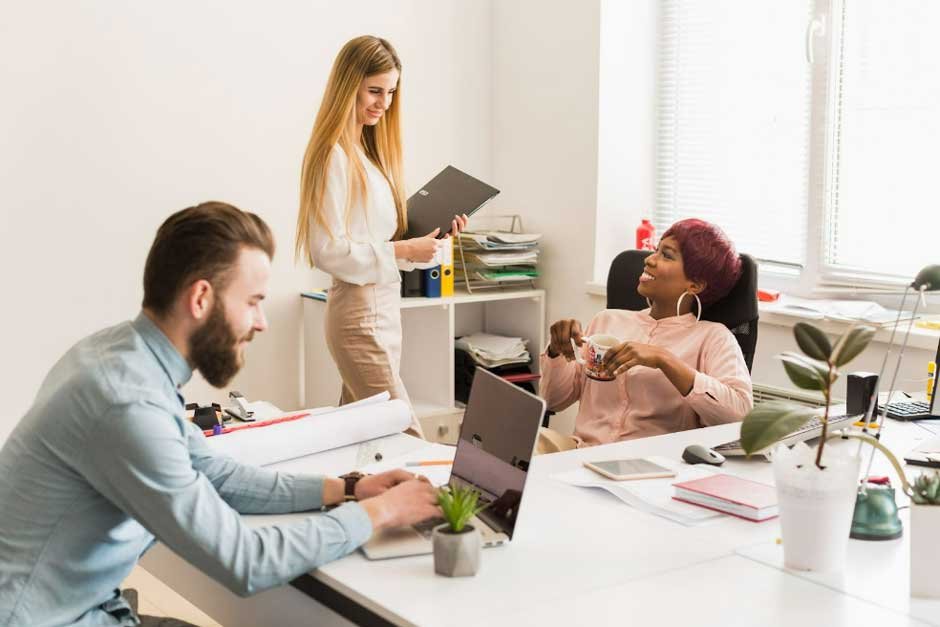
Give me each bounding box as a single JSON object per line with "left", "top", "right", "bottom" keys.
{"left": 449, "top": 368, "right": 545, "bottom": 539}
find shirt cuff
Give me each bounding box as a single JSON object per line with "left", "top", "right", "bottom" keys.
{"left": 291, "top": 475, "right": 327, "bottom": 512}
{"left": 324, "top": 502, "right": 374, "bottom": 546}
{"left": 687, "top": 371, "right": 714, "bottom": 400}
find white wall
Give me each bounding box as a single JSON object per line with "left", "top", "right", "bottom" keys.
{"left": 488, "top": 0, "right": 604, "bottom": 434}
{"left": 0, "top": 1, "right": 492, "bottom": 442}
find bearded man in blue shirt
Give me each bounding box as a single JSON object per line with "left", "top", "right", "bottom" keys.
{"left": 0, "top": 202, "right": 440, "bottom": 627}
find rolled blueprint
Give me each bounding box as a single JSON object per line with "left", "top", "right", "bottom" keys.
{"left": 206, "top": 396, "right": 411, "bottom": 466}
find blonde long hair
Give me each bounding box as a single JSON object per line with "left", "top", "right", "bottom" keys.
{"left": 295, "top": 35, "right": 407, "bottom": 266}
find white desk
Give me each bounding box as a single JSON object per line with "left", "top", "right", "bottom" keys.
{"left": 142, "top": 421, "right": 940, "bottom": 627}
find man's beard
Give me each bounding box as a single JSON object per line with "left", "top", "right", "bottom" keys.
{"left": 188, "top": 300, "right": 252, "bottom": 388}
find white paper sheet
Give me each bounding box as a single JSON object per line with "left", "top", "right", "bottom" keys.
{"left": 206, "top": 393, "right": 412, "bottom": 467}
{"left": 552, "top": 456, "right": 725, "bottom": 526}
{"left": 359, "top": 442, "right": 457, "bottom": 487}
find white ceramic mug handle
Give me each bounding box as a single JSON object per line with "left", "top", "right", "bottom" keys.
{"left": 571, "top": 337, "right": 587, "bottom": 365}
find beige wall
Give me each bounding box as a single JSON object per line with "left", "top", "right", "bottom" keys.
{"left": 0, "top": 1, "right": 493, "bottom": 442}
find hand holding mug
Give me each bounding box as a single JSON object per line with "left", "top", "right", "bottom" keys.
{"left": 548, "top": 319, "right": 584, "bottom": 360}
{"left": 571, "top": 334, "right": 622, "bottom": 381}
{"left": 601, "top": 341, "right": 668, "bottom": 377}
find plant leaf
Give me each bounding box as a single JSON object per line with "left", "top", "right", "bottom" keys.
{"left": 830, "top": 325, "right": 876, "bottom": 367}
{"left": 740, "top": 401, "right": 818, "bottom": 456}
{"left": 777, "top": 352, "right": 828, "bottom": 391}
{"left": 793, "top": 322, "right": 832, "bottom": 361}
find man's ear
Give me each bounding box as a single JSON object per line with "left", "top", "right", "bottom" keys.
{"left": 184, "top": 279, "right": 214, "bottom": 321}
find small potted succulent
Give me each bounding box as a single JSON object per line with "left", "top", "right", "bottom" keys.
{"left": 432, "top": 484, "right": 487, "bottom": 577}
{"left": 740, "top": 322, "right": 911, "bottom": 572}
{"left": 910, "top": 471, "right": 940, "bottom": 598}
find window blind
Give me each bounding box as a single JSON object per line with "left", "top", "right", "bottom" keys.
{"left": 655, "top": 1, "right": 813, "bottom": 267}
{"left": 824, "top": 0, "right": 940, "bottom": 281}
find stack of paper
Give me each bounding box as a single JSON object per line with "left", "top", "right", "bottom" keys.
{"left": 455, "top": 230, "right": 541, "bottom": 284}
{"left": 762, "top": 295, "right": 917, "bottom": 327}
{"left": 455, "top": 332, "right": 530, "bottom": 367}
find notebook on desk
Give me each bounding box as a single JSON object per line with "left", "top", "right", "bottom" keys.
{"left": 361, "top": 368, "right": 545, "bottom": 560}
{"left": 673, "top": 474, "right": 778, "bottom": 522}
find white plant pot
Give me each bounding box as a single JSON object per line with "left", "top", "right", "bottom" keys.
{"left": 910, "top": 503, "right": 940, "bottom": 598}
{"left": 772, "top": 443, "right": 861, "bottom": 572}
{"left": 432, "top": 524, "right": 481, "bottom": 577}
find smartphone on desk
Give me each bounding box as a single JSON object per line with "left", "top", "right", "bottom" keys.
{"left": 583, "top": 458, "right": 676, "bottom": 481}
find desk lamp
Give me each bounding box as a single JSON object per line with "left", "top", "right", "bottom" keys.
{"left": 850, "top": 264, "right": 940, "bottom": 541}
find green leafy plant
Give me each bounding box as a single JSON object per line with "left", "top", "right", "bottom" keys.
{"left": 740, "top": 322, "right": 878, "bottom": 469}
{"left": 911, "top": 471, "right": 940, "bottom": 505}
{"left": 437, "top": 485, "right": 488, "bottom": 533}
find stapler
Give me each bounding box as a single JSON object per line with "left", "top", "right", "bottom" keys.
{"left": 227, "top": 390, "right": 255, "bottom": 422}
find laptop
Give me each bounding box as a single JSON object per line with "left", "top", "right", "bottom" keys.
{"left": 882, "top": 335, "right": 940, "bottom": 420}
{"left": 361, "top": 368, "right": 545, "bottom": 560}
{"left": 405, "top": 166, "right": 499, "bottom": 238}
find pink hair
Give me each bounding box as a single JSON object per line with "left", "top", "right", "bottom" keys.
{"left": 660, "top": 219, "right": 742, "bottom": 306}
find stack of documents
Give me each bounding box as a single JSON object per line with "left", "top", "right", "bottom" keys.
{"left": 455, "top": 230, "right": 541, "bottom": 284}
{"left": 762, "top": 295, "right": 916, "bottom": 327}
{"left": 455, "top": 332, "right": 530, "bottom": 367}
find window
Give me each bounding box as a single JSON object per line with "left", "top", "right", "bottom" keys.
{"left": 655, "top": 1, "right": 812, "bottom": 269}
{"left": 822, "top": 0, "right": 940, "bottom": 283}
{"left": 596, "top": 0, "right": 940, "bottom": 291}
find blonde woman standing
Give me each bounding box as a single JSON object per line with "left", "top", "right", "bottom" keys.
{"left": 296, "top": 36, "right": 467, "bottom": 435}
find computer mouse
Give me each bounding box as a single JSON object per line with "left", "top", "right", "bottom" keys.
{"left": 682, "top": 444, "right": 726, "bottom": 466}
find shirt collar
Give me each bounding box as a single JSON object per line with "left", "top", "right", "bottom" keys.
{"left": 132, "top": 311, "right": 193, "bottom": 389}
{"left": 638, "top": 308, "right": 698, "bottom": 327}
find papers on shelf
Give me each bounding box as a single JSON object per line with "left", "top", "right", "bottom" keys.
{"left": 762, "top": 295, "right": 917, "bottom": 326}
{"left": 205, "top": 392, "right": 411, "bottom": 467}
{"left": 463, "top": 250, "right": 540, "bottom": 266}
{"left": 552, "top": 456, "right": 725, "bottom": 526}
{"left": 456, "top": 332, "right": 531, "bottom": 367}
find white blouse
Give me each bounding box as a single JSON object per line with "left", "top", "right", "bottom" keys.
{"left": 308, "top": 144, "right": 437, "bottom": 286}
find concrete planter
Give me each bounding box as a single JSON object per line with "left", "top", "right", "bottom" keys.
{"left": 911, "top": 503, "right": 940, "bottom": 598}
{"left": 432, "top": 524, "right": 481, "bottom": 577}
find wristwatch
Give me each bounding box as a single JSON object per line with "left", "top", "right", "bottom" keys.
{"left": 339, "top": 472, "right": 365, "bottom": 501}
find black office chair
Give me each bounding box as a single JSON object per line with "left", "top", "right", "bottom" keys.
{"left": 605, "top": 250, "right": 759, "bottom": 372}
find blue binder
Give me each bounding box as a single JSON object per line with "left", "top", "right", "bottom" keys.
{"left": 422, "top": 266, "right": 442, "bottom": 298}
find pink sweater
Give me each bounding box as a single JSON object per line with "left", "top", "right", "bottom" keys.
{"left": 539, "top": 309, "right": 753, "bottom": 446}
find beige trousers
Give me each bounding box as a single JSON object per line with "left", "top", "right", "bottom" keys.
{"left": 324, "top": 280, "right": 423, "bottom": 436}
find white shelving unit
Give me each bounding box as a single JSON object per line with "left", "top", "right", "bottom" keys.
{"left": 302, "top": 288, "right": 545, "bottom": 443}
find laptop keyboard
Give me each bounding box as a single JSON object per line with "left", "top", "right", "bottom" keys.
{"left": 714, "top": 413, "right": 856, "bottom": 456}
{"left": 412, "top": 517, "right": 446, "bottom": 539}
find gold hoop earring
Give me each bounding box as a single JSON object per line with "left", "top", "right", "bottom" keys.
{"left": 676, "top": 291, "right": 702, "bottom": 322}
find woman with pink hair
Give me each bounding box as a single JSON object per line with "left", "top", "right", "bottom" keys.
{"left": 539, "top": 219, "right": 753, "bottom": 452}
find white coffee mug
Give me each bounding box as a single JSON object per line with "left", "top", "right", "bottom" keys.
{"left": 571, "top": 334, "right": 621, "bottom": 381}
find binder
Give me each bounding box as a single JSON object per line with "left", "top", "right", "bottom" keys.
{"left": 441, "top": 238, "right": 454, "bottom": 297}
{"left": 422, "top": 266, "right": 442, "bottom": 297}
{"left": 400, "top": 270, "right": 423, "bottom": 297}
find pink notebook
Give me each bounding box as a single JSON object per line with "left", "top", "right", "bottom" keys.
{"left": 672, "top": 474, "right": 778, "bottom": 522}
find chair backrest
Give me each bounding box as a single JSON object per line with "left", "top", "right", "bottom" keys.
{"left": 605, "top": 250, "right": 759, "bottom": 372}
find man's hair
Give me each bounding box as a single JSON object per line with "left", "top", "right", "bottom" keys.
{"left": 142, "top": 201, "right": 275, "bottom": 315}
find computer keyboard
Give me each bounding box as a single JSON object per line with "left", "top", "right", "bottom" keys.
{"left": 883, "top": 400, "right": 938, "bottom": 420}
{"left": 714, "top": 412, "right": 858, "bottom": 456}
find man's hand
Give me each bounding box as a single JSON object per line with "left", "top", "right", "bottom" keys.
{"left": 548, "top": 319, "right": 584, "bottom": 360}
{"left": 354, "top": 469, "right": 415, "bottom": 500}
{"left": 601, "top": 341, "right": 669, "bottom": 377}
{"left": 360, "top": 478, "right": 441, "bottom": 530}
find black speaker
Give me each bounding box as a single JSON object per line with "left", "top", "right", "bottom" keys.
{"left": 847, "top": 372, "right": 879, "bottom": 417}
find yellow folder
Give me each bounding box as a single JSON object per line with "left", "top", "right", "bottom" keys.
{"left": 441, "top": 237, "right": 454, "bottom": 296}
